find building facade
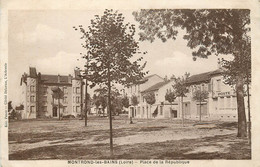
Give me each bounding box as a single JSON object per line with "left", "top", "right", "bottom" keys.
{"left": 182, "top": 69, "right": 250, "bottom": 120}
{"left": 128, "top": 74, "right": 181, "bottom": 119}
{"left": 128, "top": 69, "right": 250, "bottom": 121}
{"left": 20, "top": 67, "right": 84, "bottom": 119}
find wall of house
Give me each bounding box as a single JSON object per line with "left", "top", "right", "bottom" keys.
{"left": 20, "top": 81, "right": 28, "bottom": 119}
{"left": 24, "top": 77, "right": 38, "bottom": 119}
{"left": 182, "top": 74, "right": 250, "bottom": 120}
{"left": 133, "top": 80, "right": 181, "bottom": 119}
{"left": 128, "top": 75, "right": 164, "bottom": 118}
{"left": 72, "top": 79, "right": 82, "bottom": 117}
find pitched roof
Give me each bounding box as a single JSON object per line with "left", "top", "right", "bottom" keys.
{"left": 144, "top": 74, "right": 163, "bottom": 80}
{"left": 185, "top": 69, "right": 223, "bottom": 85}
{"left": 41, "top": 75, "right": 71, "bottom": 84}
{"left": 128, "top": 74, "right": 163, "bottom": 86}
{"left": 141, "top": 80, "right": 172, "bottom": 93}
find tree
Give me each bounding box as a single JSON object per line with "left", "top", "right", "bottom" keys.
{"left": 192, "top": 89, "right": 209, "bottom": 122}
{"left": 51, "top": 87, "right": 64, "bottom": 120}
{"left": 133, "top": 9, "right": 250, "bottom": 137}
{"left": 131, "top": 95, "right": 139, "bottom": 118}
{"left": 172, "top": 72, "right": 190, "bottom": 126}
{"left": 82, "top": 93, "right": 91, "bottom": 118}
{"left": 93, "top": 94, "right": 101, "bottom": 115}
{"left": 122, "top": 95, "right": 130, "bottom": 109}
{"left": 74, "top": 9, "right": 147, "bottom": 156}
{"left": 165, "top": 89, "right": 176, "bottom": 118}
{"left": 144, "top": 92, "right": 156, "bottom": 119}
{"left": 8, "top": 101, "right": 13, "bottom": 112}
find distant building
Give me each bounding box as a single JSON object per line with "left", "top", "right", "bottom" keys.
{"left": 20, "top": 67, "right": 84, "bottom": 119}
{"left": 128, "top": 69, "right": 250, "bottom": 120}
{"left": 182, "top": 68, "right": 250, "bottom": 120}
{"left": 128, "top": 74, "right": 181, "bottom": 119}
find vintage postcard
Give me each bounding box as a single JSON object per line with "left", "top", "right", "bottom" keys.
{"left": 1, "top": 0, "right": 260, "bottom": 166}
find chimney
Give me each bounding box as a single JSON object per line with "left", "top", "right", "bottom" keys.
{"left": 58, "top": 74, "right": 60, "bottom": 83}
{"left": 38, "top": 72, "right": 41, "bottom": 80}
{"left": 68, "top": 74, "right": 72, "bottom": 83}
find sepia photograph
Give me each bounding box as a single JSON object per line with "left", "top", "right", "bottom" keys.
{"left": 6, "top": 8, "right": 252, "bottom": 161}
{"left": 2, "top": 0, "right": 260, "bottom": 165}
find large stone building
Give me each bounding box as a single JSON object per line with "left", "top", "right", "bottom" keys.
{"left": 20, "top": 67, "right": 84, "bottom": 119}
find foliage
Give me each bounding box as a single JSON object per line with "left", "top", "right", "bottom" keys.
{"left": 51, "top": 87, "right": 64, "bottom": 99}
{"left": 192, "top": 90, "right": 209, "bottom": 102}
{"left": 15, "top": 104, "right": 24, "bottom": 110}
{"left": 93, "top": 94, "right": 101, "bottom": 108}
{"left": 8, "top": 101, "right": 13, "bottom": 112}
{"left": 94, "top": 87, "right": 124, "bottom": 115}
{"left": 172, "top": 72, "right": 190, "bottom": 97}
{"left": 74, "top": 9, "right": 147, "bottom": 88}
{"left": 133, "top": 9, "right": 251, "bottom": 83}
{"left": 131, "top": 95, "right": 139, "bottom": 106}
{"left": 165, "top": 89, "right": 176, "bottom": 104}
{"left": 144, "top": 92, "right": 156, "bottom": 105}
{"left": 133, "top": 9, "right": 250, "bottom": 137}
{"left": 121, "top": 95, "right": 130, "bottom": 108}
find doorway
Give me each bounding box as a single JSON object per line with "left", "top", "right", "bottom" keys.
{"left": 171, "top": 110, "right": 178, "bottom": 118}
{"left": 53, "top": 106, "right": 58, "bottom": 117}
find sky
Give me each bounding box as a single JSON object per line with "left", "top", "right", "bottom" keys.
{"left": 8, "top": 10, "right": 222, "bottom": 106}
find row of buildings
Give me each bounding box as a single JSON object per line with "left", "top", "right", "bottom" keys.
{"left": 127, "top": 68, "right": 250, "bottom": 120}
{"left": 18, "top": 67, "right": 249, "bottom": 120}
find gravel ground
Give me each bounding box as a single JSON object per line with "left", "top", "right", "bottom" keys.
{"left": 8, "top": 116, "right": 251, "bottom": 160}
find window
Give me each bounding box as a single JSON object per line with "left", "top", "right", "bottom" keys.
{"left": 73, "top": 106, "right": 75, "bottom": 112}
{"left": 73, "top": 87, "right": 76, "bottom": 93}
{"left": 42, "top": 96, "right": 47, "bottom": 102}
{"left": 217, "top": 79, "right": 221, "bottom": 91}
{"left": 137, "top": 107, "right": 140, "bottom": 115}
{"left": 30, "top": 106, "right": 35, "bottom": 113}
{"left": 42, "top": 87, "right": 47, "bottom": 94}
{"left": 30, "top": 85, "right": 35, "bottom": 92}
{"left": 64, "top": 106, "right": 67, "bottom": 113}
{"left": 42, "top": 106, "right": 47, "bottom": 112}
{"left": 76, "top": 96, "right": 80, "bottom": 103}
{"left": 76, "top": 106, "right": 80, "bottom": 113}
{"left": 232, "top": 97, "right": 237, "bottom": 108}
{"left": 63, "top": 87, "right": 68, "bottom": 94}
{"left": 30, "top": 96, "right": 35, "bottom": 102}
{"left": 226, "top": 97, "right": 231, "bottom": 108}
{"left": 219, "top": 97, "right": 224, "bottom": 109}
{"left": 160, "top": 106, "right": 163, "bottom": 115}
{"left": 76, "top": 87, "right": 80, "bottom": 94}
{"left": 208, "top": 83, "right": 211, "bottom": 92}
{"left": 73, "top": 96, "right": 75, "bottom": 103}
{"left": 63, "top": 96, "right": 68, "bottom": 103}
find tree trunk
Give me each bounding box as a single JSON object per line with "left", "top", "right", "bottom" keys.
{"left": 58, "top": 89, "right": 60, "bottom": 120}
{"left": 199, "top": 100, "right": 201, "bottom": 122}
{"left": 236, "top": 74, "right": 247, "bottom": 137}
{"left": 84, "top": 77, "right": 88, "bottom": 127}
{"left": 247, "top": 78, "right": 251, "bottom": 144}
{"left": 246, "top": 67, "right": 251, "bottom": 144}
{"left": 181, "top": 96, "right": 184, "bottom": 126}
{"left": 108, "top": 66, "right": 113, "bottom": 157}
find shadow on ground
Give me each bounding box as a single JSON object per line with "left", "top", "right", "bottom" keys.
{"left": 9, "top": 133, "right": 251, "bottom": 160}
